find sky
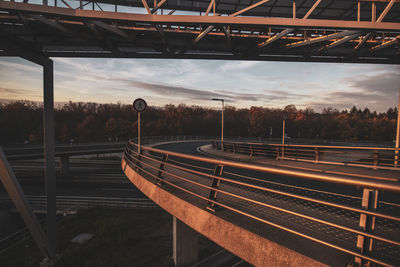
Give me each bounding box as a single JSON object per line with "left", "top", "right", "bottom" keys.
{"left": 0, "top": 57, "right": 399, "bottom": 112}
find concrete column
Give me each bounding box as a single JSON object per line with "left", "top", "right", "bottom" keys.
{"left": 59, "top": 156, "right": 69, "bottom": 176}
{"left": 173, "top": 216, "right": 199, "bottom": 267}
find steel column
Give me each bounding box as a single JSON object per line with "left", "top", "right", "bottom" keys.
{"left": 0, "top": 148, "right": 53, "bottom": 259}
{"left": 395, "top": 88, "right": 400, "bottom": 167}
{"left": 43, "top": 60, "right": 58, "bottom": 254}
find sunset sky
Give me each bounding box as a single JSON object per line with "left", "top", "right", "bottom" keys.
{"left": 0, "top": 57, "right": 399, "bottom": 112}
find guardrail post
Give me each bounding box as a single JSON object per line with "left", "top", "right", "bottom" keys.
{"left": 250, "top": 144, "right": 254, "bottom": 158}
{"left": 157, "top": 154, "right": 168, "bottom": 185}
{"left": 276, "top": 147, "right": 280, "bottom": 160}
{"left": 233, "top": 143, "right": 236, "bottom": 154}
{"left": 136, "top": 149, "right": 142, "bottom": 171}
{"left": 354, "top": 188, "right": 378, "bottom": 266}
{"left": 315, "top": 147, "right": 320, "bottom": 162}
{"left": 206, "top": 164, "right": 223, "bottom": 212}
{"left": 372, "top": 150, "right": 379, "bottom": 169}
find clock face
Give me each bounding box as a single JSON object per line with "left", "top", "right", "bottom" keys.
{"left": 133, "top": 98, "right": 147, "bottom": 112}
{"left": 283, "top": 112, "right": 288, "bottom": 120}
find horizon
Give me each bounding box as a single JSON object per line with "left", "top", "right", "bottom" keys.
{"left": 1, "top": 98, "right": 398, "bottom": 114}
{"left": 1, "top": 57, "right": 400, "bottom": 113}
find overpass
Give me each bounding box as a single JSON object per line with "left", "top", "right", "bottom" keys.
{"left": 1, "top": 0, "right": 399, "bottom": 264}
{"left": 122, "top": 139, "right": 400, "bottom": 266}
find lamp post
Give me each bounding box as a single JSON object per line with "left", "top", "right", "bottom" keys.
{"left": 212, "top": 98, "right": 224, "bottom": 151}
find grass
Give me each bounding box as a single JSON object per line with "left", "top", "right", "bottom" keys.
{"left": 0, "top": 208, "right": 220, "bottom": 267}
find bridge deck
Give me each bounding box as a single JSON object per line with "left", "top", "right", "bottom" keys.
{"left": 122, "top": 141, "right": 400, "bottom": 266}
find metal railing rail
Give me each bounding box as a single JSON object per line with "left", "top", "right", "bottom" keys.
{"left": 212, "top": 141, "right": 400, "bottom": 170}
{"left": 123, "top": 140, "right": 400, "bottom": 266}
{"left": 0, "top": 217, "right": 48, "bottom": 255}
{"left": 0, "top": 195, "right": 157, "bottom": 210}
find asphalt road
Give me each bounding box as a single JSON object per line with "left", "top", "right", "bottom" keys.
{"left": 1, "top": 157, "right": 145, "bottom": 198}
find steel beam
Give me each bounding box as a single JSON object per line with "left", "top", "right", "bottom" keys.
{"left": 151, "top": 0, "right": 167, "bottom": 14}
{"left": 354, "top": 32, "right": 372, "bottom": 50}
{"left": 258, "top": 0, "right": 323, "bottom": 48}
{"left": 195, "top": 0, "right": 272, "bottom": 44}
{"left": 231, "top": 0, "right": 271, "bottom": 17}
{"left": 370, "top": 35, "right": 400, "bottom": 51}
{"left": 0, "top": 2, "right": 399, "bottom": 32}
{"left": 0, "top": 148, "right": 53, "bottom": 259}
{"left": 30, "top": 14, "right": 69, "bottom": 33}
{"left": 376, "top": 0, "right": 396, "bottom": 22}
{"left": 30, "top": 50, "right": 400, "bottom": 63}
{"left": 140, "top": 0, "right": 167, "bottom": 44}
{"left": 319, "top": 33, "right": 362, "bottom": 51}
{"left": 90, "top": 20, "right": 130, "bottom": 39}
{"left": 194, "top": 25, "right": 214, "bottom": 44}
{"left": 287, "top": 31, "right": 359, "bottom": 48}
{"left": 141, "top": 0, "right": 151, "bottom": 14}
{"left": 0, "top": 37, "right": 50, "bottom": 65}
{"left": 258, "top": 28, "right": 292, "bottom": 48}
{"left": 354, "top": 0, "right": 396, "bottom": 50}
{"left": 205, "top": 0, "right": 215, "bottom": 16}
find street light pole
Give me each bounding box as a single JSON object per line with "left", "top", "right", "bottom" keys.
{"left": 212, "top": 98, "right": 224, "bottom": 151}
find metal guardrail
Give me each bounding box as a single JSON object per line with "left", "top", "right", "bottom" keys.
{"left": 0, "top": 217, "right": 48, "bottom": 254}
{"left": 123, "top": 140, "right": 400, "bottom": 266}
{"left": 0, "top": 195, "right": 156, "bottom": 254}
{"left": 0, "top": 195, "right": 157, "bottom": 210}
{"left": 2, "top": 136, "right": 276, "bottom": 160}
{"left": 212, "top": 141, "right": 400, "bottom": 170}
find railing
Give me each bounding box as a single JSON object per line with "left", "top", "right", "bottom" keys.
{"left": 0, "top": 217, "right": 48, "bottom": 254}
{"left": 212, "top": 140, "right": 400, "bottom": 170}
{"left": 123, "top": 139, "right": 400, "bottom": 266}
{"left": 0, "top": 195, "right": 157, "bottom": 210}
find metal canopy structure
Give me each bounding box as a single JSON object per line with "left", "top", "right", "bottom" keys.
{"left": 0, "top": 0, "right": 399, "bottom": 63}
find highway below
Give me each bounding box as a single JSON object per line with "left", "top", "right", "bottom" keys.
{"left": 1, "top": 156, "right": 144, "bottom": 198}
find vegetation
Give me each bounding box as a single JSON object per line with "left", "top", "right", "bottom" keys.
{"left": 0, "top": 101, "right": 397, "bottom": 145}
{"left": 0, "top": 208, "right": 220, "bottom": 267}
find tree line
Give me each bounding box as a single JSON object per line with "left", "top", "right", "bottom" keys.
{"left": 0, "top": 101, "right": 397, "bottom": 145}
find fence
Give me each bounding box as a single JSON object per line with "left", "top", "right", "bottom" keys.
{"left": 212, "top": 141, "right": 400, "bottom": 170}
{"left": 0, "top": 195, "right": 157, "bottom": 211}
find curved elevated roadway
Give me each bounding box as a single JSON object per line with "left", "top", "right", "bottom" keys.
{"left": 122, "top": 140, "right": 400, "bottom": 266}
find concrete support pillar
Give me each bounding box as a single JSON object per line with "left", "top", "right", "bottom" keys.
{"left": 59, "top": 156, "right": 69, "bottom": 176}
{"left": 173, "top": 216, "right": 199, "bottom": 267}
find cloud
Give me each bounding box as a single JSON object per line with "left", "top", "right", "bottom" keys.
{"left": 0, "top": 87, "right": 40, "bottom": 97}
{"left": 126, "top": 80, "right": 227, "bottom": 100}
{"left": 0, "top": 87, "right": 27, "bottom": 95}
{"left": 0, "top": 60, "right": 41, "bottom": 73}
{"left": 113, "top": 78, "right": 296, "bottom": 104}
{"left": 218, "top": 61, "right": 260, "bottom": 72}
{"left": 345, "top": 70, "right": 400, "bottom": 96}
